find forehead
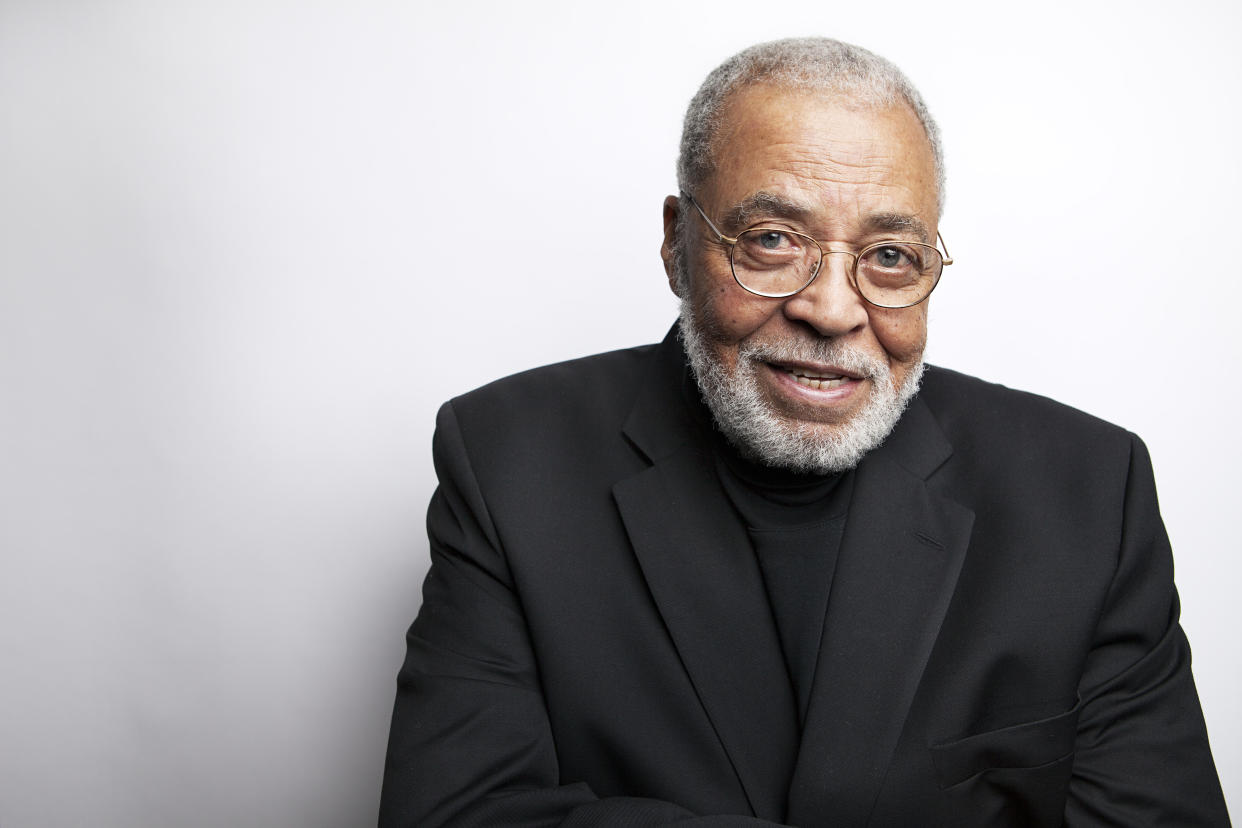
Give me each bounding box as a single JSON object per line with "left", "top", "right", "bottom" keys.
{"left": 704, "top": 85, "right": 939, "bottom": 229}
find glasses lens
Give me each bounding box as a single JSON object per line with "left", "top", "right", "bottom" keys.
{"left": 856, "top": 242, "right": 942, "bottom": 307}
{"left": 731, "top": 229, "right": 820, "bottom": 297}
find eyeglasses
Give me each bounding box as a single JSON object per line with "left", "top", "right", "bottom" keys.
{"left": 683, "top": 192, "right": 952, "bottom": 309}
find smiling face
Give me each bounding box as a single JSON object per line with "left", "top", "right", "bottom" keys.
{"left": 662, "top": 85, "right": 941, "bottom": 472}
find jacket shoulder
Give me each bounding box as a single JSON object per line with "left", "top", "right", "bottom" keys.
{"left": 445, "top": 342, "right": 660, "bottom": 444}
{"left": 918, "top": 365, "right": 1137, "bottom": 466}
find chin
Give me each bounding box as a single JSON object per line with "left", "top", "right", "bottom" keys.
{"left": 679, "top": 303, "right": 925, "bottom": 474}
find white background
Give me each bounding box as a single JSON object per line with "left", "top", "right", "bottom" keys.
{"left": 1, "top": 1, "right": 1238, "bottom": 825}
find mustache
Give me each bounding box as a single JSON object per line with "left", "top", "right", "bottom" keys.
{"left": 737, "top": 336, "right": 891, "bottom": 378}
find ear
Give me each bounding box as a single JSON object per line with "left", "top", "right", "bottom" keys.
{"left": 660, "top": 194, "right": 683, "bottom": 297}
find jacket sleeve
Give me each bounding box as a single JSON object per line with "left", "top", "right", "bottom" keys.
{"left": 1064, "top": 435, "right": 1230, "bottom": 826}
{"left": 378, "top": 402, "right": 786, "bottom": 827}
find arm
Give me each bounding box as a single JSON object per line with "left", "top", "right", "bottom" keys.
{"left": 379, "top": 402, "right": 786, "bottom": 827}
{"left": 1064, "top": 436, "right": 1230, "bottom": 826}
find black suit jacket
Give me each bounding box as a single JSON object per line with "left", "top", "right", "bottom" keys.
{"left": 381, "top": 328, "right": 1229, "bottom": 827}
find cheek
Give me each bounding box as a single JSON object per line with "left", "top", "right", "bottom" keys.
{"left": 694, "top": 280, "right": 776, "bottom": 345}
{"left": 870, "top": 306, "right": 928, "bottom": 364}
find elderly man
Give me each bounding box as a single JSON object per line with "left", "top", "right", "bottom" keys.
{"left": 380, "top": 38, "right": 1229, "bottom": 827}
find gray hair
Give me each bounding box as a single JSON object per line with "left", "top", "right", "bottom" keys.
{"left": 677, "top": 37, "right": 945, "bottom": 215}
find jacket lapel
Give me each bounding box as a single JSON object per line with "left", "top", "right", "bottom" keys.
{"left": 787, "top": 398, "right": 974, "bottom": 827}
{"left": 612, "top": 331, "right": 799, "bottom": 821}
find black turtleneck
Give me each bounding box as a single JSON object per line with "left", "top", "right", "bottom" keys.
{"left": 683, "top": 370, "right": 854, "bottom": 723}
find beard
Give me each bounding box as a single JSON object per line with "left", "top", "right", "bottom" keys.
{"left": 678, "top": 296, "right": 925, "bottom": 475}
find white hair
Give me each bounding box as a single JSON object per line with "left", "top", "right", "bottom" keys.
{"left": 677, "top": 37, "right": 945, "bottom": 214}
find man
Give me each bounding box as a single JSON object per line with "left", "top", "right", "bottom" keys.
{"left": 380, "top": 38, "right": 1229, "bottom": 826}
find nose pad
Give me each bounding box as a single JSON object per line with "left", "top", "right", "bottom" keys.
{"left": 816, "top": 250, "right": 856, "bottom": 289}
{"left": 785, "top": 250, "right": 868, "bottom": 336}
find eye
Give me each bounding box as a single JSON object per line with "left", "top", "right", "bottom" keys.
{"left": 738, "top": 229, "right": 800, "bottom": 257}
{"left": 756, "top": 231, "right": 787, "bottom": 250}
{"left": 874, "top": 245, "right": 911, "bottom": 269}
{"left": 732, "top": 229, "right": 817, "bottom": 287}
{"left": 734, "top": 229, "right": 807, "bottom": 269}
{"left": 755, "top": 229, "right": 784, "bottom": 249}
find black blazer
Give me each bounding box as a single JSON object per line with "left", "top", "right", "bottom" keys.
{"left": 381, "top": 328, "right": 1229, "bottom": 827}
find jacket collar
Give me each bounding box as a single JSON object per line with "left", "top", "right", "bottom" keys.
{"left": 618, "top": 325, "right": 699, "bottom": 464}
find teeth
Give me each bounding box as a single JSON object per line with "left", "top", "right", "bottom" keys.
{"left": 787, "top": 369, "right": 849, "bottom": 390}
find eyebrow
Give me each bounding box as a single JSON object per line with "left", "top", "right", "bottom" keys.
{"left": 722, "top": 191, "right": 815, "bottom": 231}
{"left": 864, "top": 212, "right": 931, "bottom": 244}
{"left": 720, "top": 192, "right": 931, "bottom": 244}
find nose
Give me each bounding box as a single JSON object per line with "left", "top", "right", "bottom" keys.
{"left": 780, "top": 251, "right": 869, "bottom": 337}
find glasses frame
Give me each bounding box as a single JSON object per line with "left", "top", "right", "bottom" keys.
{"left": 682, "top": 191, "right": 952, "bottom": 309}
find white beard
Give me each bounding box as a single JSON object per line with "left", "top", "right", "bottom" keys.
{"left": 678, "top": 297, "right": 924, "bottom": 474}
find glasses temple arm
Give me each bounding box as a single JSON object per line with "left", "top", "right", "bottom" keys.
{"left": 681, "top": 191, "right": 738, "bottom": 245}
{"left": 938, "top": 231, "right": 953, "bottom": 266}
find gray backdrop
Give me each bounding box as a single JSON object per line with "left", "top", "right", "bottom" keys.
{"left": 2, "top": 1, "right": 1238, "bottom": 825}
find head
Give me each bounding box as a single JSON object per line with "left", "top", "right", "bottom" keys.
{"left": 662, "top": 38, "right": 945, "bottom": 474}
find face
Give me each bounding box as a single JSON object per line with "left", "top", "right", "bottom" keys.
{"left": 662, "top": 85, "right": 940, "bottom": 472}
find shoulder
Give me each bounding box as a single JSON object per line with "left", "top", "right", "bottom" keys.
{"left": 445, "top": 342, "right": 659, "bottom": 434}
{"left": 433, "top": 341, "right": 667, "bottom": 482}
{"left": 916, "top": 365, "right": 1141, "bottom": 491}
{"left": 429, "top": 341, "right": 668, "bottom": 531}
{"left": 920, "top": 364, "right": 1132, "bottom": 444}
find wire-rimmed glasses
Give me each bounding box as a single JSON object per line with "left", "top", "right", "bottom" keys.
{"left": 683, "top": 192, "right": 952, "bottom": 309}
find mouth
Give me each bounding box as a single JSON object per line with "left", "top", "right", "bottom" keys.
{"left": 772, "top": 362, "right": 865, "bottom": 391}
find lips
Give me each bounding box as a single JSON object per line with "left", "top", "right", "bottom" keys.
{"left": 788, "top": 370, "right": 847, "bottom": 389}
{"left": 774, "top": 363, "right": 864, "bottom": 390}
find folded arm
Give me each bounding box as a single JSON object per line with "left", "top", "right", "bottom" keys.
{"left": 1064, "top": 435, "right": 1229, "bottom": 825}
